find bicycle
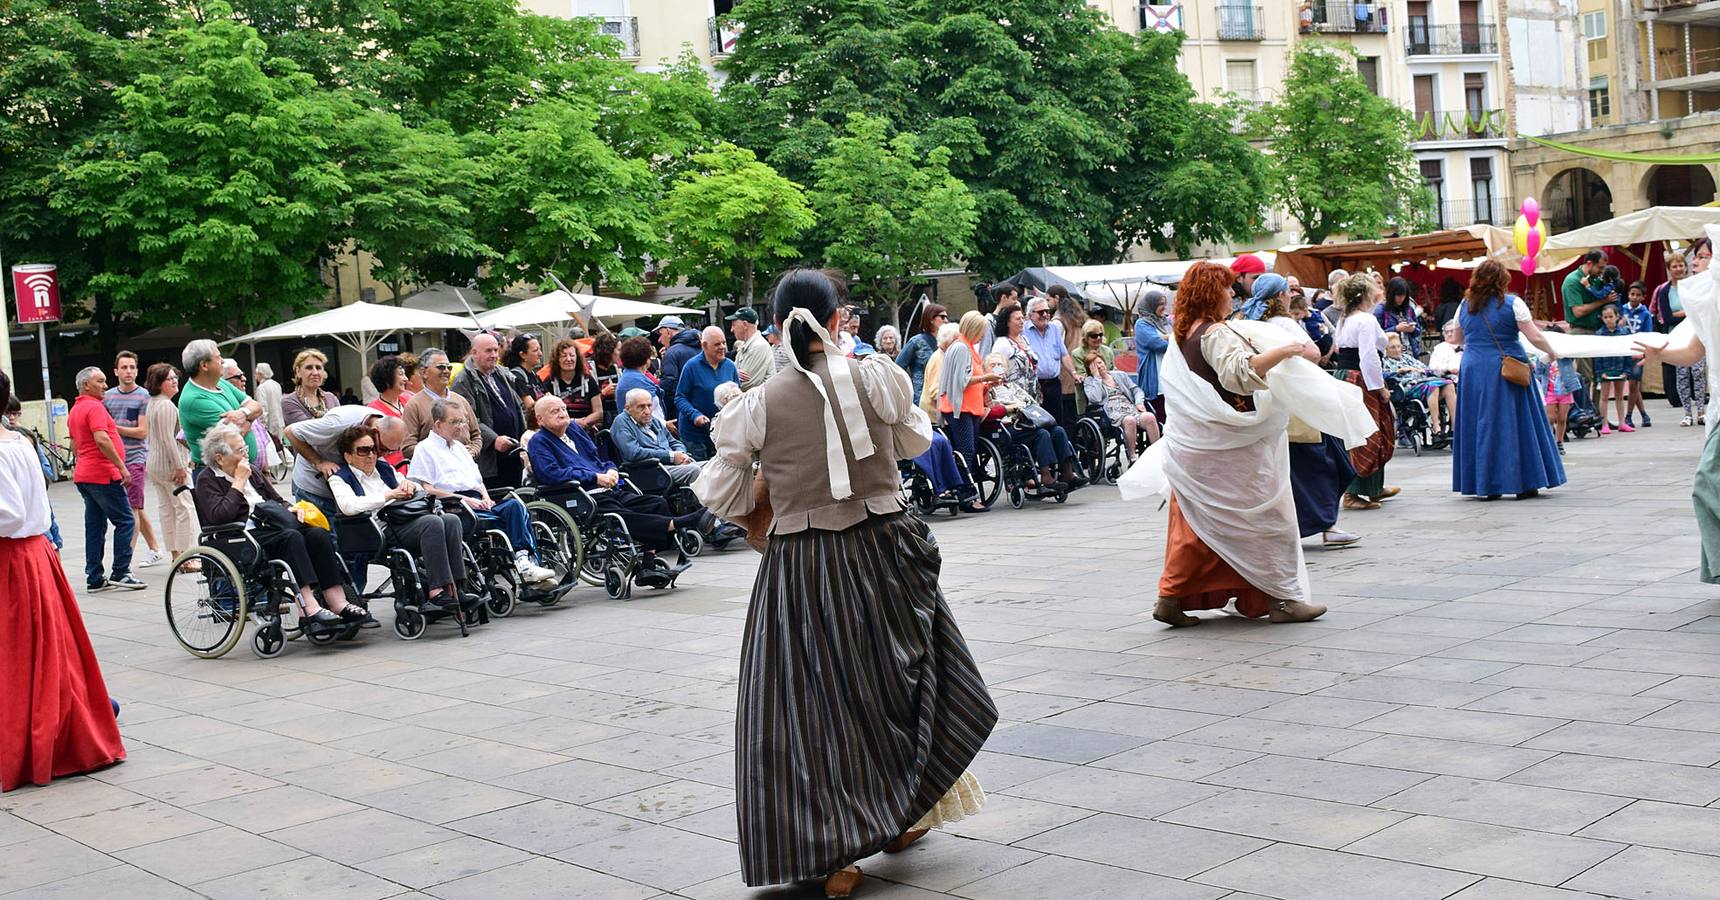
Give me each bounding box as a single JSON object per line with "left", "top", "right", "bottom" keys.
{"left": 25, "top": 426, "right": 75, "bottom": 481}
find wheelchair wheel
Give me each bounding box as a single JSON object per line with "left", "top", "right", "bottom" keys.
{"left": 488, "top": 569, "right": 519, "bottom": 618}
{"left": 604, "top": 562, "right": 632, "bottom": 600}
{"left": 527, "top": 501, "right": 584, "bottom": 585}
{"left": 1073, "top": 418, "right": 1108, "bottom": 485}
{"left": 165, "top": 548, "right": 247, "bottom": 659}
{"left": 267, "top": 443, "right": 293, "bottom": 483}
{"left": 1008, "top": 483, "right": 1025, "bottom": 509}
{"left": 578, "top": 529, "right": 614, "bottom": 587}
{"left": 252, "top": 622, "right": 287, "bottom": 659}
{"left": 676, "top": 527, "right": 705, "bottom": 559}
{"left": 394, "top": 607, "right": 427, "bottom": 640}
{"left": 972, "top": 436, "right": 1004, "bottom": 508}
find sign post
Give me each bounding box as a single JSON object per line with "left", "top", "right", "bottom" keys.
{"left": 0, "top": 246, "right": 12, "bottom": 380}
{"left": 12, "top": 264, "right": 62, "bottom": 451}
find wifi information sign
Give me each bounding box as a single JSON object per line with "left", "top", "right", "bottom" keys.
{"left": 12, "top": 264, "right": 61, "bottom": 324}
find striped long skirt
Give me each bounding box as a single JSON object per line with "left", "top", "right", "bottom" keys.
{"left": 736, "top": 512, "right": 996, "bottom": 886}
{"left": 1333, "top": 369, "right": 1395, "bottom": 498}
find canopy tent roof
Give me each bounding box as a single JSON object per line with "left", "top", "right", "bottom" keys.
{"left": 1271, "top": 225, "right": 1547, "bottom": 285}
{"left": 1000, "top": 267, "right": 1091, "bottom": 302}
{"left": 221, "top": 302, "right": 476, "bottom": 356}
{"left": 1544, "top": 206, "right": 1720, "bottom": 252}
{"left": 1006, "top": 256, "right": 1274, "bottom": 311}
{"left": 396, "top": 282, "right": 489, "bottom": 321}
{"left": 472, "top": 290, "right": 690, "bottom": 331}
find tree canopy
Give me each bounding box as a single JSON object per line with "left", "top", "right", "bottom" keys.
{"left": 658, "top": 144, "right": 814, "bottom": 305}
{"left": 1255, "top": 43, "right": 1435, "bottom": 244}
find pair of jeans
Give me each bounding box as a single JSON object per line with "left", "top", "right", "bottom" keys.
{"left": 1011, "top": 424, "right": 1073, "bottom": 468}
{"left": 76, "top": 480, "right": 135, "bottom": 586}
{"left": 942, "top": 412, "right": 979, "bottom": 481}
{"left": 475, "top": 497, "right": 537, "bottom": 558}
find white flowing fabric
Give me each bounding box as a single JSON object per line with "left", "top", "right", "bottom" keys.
{"left": 1117, "top": 320, "right": 1376, "bottom": 603}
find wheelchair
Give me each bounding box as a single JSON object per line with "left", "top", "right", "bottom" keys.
{"left": 523, "top": 480, "right": 691, "bottom": 600}
{"left": 332, "top": 513, "right": 484, "bottom": 641}
{"left": 978, "top": 419, "right": 1068, "bottom": 508}
{"left": 440, "top": 492, "right": 578, "bottom": 619}
{"left": 899, "top": 433, "right": 998, "bottom": 516}
{"left": 1386, "top": 376, "right": 1445, "bottom": 456}
{"left": 596, "top": 432, "right": 735, "bottom": 554}
{"left": 164, "top": 520, "right": 366, "bottom": 660}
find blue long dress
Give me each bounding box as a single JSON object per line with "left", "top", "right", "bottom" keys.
{"left": 1453, "top": 295, "right": 1566, "bottom": 496}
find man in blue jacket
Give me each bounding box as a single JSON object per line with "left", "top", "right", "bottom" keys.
{"left": 656, "top": 315, "right": 703, "bottom": 402}
{"left": 613, "top": 388, "right": 701, "bottom": 485}
{"left": 674, "top": 326, "right": 738, "bottom": 460}
{"left": 526, "top": 396, "right": 709, "bottom": 554}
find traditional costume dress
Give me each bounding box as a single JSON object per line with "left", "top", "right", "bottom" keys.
{"left": 1452, "top": 294, "right": 1567, "bottom": 497}
{"left": 1, "top": 429, "right": 125, "bottom": 791}
{"left": 1332, "top": 310, "right": 1396, "bottom": 500}
{"left": 695, "top": 311, "right": 995, "bottom": 887}
{"left": 1268, "top": 317, "right": 1355, "bottom": 538}
{"left": 1119, "top": 320, "right": 1374, "bottom": 617}
{"left": 1660, "top": 228, "right": 1720, "bottom": 580}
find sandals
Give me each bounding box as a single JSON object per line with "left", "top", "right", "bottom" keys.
{"left": 824, "top": 866, "right": 863, "bottom": 899}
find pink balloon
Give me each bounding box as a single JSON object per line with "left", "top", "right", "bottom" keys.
{"left": 1521, "top": 197, "right": 1540, "bottom": 229}
{"left": 1524, "top": 228, "right": 1543, "bottom": 258}
{"left": 1521, "top": 256, "right": 1538, "bottom": 276}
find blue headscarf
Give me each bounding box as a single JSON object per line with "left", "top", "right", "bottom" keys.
{"left": 1240, "top": 273, "right": 1288, "bottom": 321}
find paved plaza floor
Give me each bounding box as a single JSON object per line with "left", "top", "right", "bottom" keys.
{"left": 6, "top": 417, "right": 1720, "bottom": 900}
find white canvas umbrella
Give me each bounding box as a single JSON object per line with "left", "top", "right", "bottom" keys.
{"left": 474, "top": 290, "right": 690, "bottom": 331}
{"left": 221, "top": 301, "right": 477, "bottom": 356}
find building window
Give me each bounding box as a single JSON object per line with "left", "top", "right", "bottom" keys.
{"left": 1464, "top": 73, "right": 1487, "bottom": 135}
{"left": 1420, "top": 159, "right": 1445, "bottom": 226}
{"left": 1225, "top": 59, "right": 1259, "bottom": 101}
{"left": 1470, "top": 157, "right": 1494, "bottom": 225}
{"left": 1589, "top": 76, "right": 1611, "bottom": 120}
{"left": 1413, "top": 74, "right": 1435, "bottom": 120}
{"left": 1358, "top": 56, "right": 1380, "bottom": 95}
{"left": 1582, "top": 11, "right": 1606, "bottom": 40}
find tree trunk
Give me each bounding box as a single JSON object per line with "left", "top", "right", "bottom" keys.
{"left": 742, "top": 260, "right": 755, "bottom": 306}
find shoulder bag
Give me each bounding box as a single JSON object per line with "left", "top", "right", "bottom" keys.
{"left": 1487, "top": 299, "right": 1532, "bottom": 387}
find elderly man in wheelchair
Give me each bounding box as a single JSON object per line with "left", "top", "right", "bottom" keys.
{"left": 527, "top": 395, "right": 712, "bottom": 590}
{"left": 191, "top": 423, "right": 375, "bottom": 635}
{"left": 407, "top": 398, "right": 559, "bottom": 590}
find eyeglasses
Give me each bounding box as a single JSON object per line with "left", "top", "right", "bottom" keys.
{"left": 1032, "top": 310, "right": 1052, "bottom": 318}
{"left": 1085, "top": 333, "right": 1102, "bottom": 339}
{"left": 430, "top": 363, "right": 453, "bottom": 371}
{"left": 350, "top": 445, "right": 378, "bottom": 456}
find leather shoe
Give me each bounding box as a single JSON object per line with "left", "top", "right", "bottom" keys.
{"left": 1269, "top": 599, "right": 1327, "bottom": 624}
{"left": 824, "top": 866, "right": 863, "bottom": 899}
{"left": 1153, "top": 597, "right": 1201, "bottom": 627}
{"left": 1377, "top": 486, "right": 1401, "bottom": 500}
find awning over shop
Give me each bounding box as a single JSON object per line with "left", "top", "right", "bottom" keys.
{"left": 1544, "top": 206, "right": 1720, "bottom": 252}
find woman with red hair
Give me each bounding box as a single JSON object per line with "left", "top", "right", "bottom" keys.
{"left": 1150, "top": 261, "right": 1329, "bottom": 628}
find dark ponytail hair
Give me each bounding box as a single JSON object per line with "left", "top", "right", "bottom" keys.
{"left": 770, "top": 268, "right": 845, "bottom": 371}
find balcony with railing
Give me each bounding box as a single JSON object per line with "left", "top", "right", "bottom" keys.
{"left": 1411, "top": 108, "right": 1508, "bottom": 142}
{"left": 1306, "top": 1, "right": 1390, "bottom": 34}
{"left": 1431, "top": 196, "right": 1514, "bottom": 229}
{"left": 1217, "top": 5, "right": 1264, "bottom": 40}
{"left": 1650, "top": 44, "right": 1720, "bottom": 93}
{"left": 593, "top": 16, "right": 639, "bottom": 58}
{"left": 709, "top": 17, "right": 742, "bottom": 56}
{"left": 1407, "top": 23, "right": 1499, "bottom": 56}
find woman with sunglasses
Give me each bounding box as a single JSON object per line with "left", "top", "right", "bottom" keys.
{"left": 329, "top": 425, "right": 471, "bottom": 614}
{"left": 896, "top": 304, "right": 948, "bottom": 399}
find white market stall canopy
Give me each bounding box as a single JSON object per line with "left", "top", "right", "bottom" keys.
{"left": 1045, "top": 254, "right": 1274, "bottom": 311}
{"left": 1544, "top": 206, "right": 1720, "bottom": 252}
{"left": 221, "top": 302, "right": 478, "bottom": 356}
{"left": 473, "top": 290, "right": 690, "bottom": 331}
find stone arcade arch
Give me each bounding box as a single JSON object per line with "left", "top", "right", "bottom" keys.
{"left": 1644, "top": 164, "right": 1719, "bottom": 208}
{"left": 1544, "top": 167, "right": 1615, "bottom": 233}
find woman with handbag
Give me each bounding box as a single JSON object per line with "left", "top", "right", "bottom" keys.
{"left": 327, "top": 425, "right": 471, "bottom": 613}
{"left": 990, "top": 303, "right": 1083, "bottom": 490}
{"left": 1450, "top": 259, "right": 1566, "bottom": 500}
{"left": 1332, "top": 273, "right": 1401, "bottom": 510}
{"left": 193, "top": 424, "right": 374, "bottom": 631}
{"left": 693, "top": 269, "right": 994, "bottom": 899}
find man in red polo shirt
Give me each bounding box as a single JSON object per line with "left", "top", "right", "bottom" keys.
{"left": 68, "top": 366, "right": 145, "bottom": 591}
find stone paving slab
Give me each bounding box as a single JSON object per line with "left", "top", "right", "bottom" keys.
{"left": 7, "top": 419, "right": 1719, "bottom": 898}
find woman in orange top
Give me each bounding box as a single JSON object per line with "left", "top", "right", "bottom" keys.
{"left": 938, "top": 312, "right": 1003, "bottom": 514}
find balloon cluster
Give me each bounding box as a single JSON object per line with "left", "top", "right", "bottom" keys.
{"left": 1513, "top": 198, "right": 1547, "bottom": 276}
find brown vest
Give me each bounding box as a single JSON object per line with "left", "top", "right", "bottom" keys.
{"left": 1180, "top": 322, "right": 1256, "bottom": 413}
{"left": 760, "top": 355, "right": 904, "bottom": 534}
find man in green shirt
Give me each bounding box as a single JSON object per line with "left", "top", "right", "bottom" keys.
{"left": 178, "top": 339, "right": 263, "bottom": 467}
{"left": 1561, "top": 250, "right": 1609, "bottom": 405}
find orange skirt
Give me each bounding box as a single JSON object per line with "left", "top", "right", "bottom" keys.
{"left": 1157, "top": 494, "right": 1275, "bottom": 618}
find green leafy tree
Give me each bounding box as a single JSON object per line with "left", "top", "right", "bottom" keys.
{"left": 472, "top": 98, "right": 660, "bottom": 296}
{"left": 658, "top": 144, "right": 814, "bottom": 305}
{"left": 809, "top": 114, "right": 977, "bottom": 324}
{"left": 50, "top": 4, "right": 354, "bottom": 333}
{"left": 340, "top": 112, "right": 493, "bottom": 303}
{"left": 1256, "top": 43, "right": 1434, "bottom": 243}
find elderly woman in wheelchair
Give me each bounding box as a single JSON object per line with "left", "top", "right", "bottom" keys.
{"left": 192, "top": 424, "right": 375, "bottom": 633}
{"left": 328, "top": 424, "right": 474, "bottom": 616}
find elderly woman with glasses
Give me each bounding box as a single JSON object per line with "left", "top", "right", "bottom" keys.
{"left": 193, "top": 423, "right": 374, "bottom": 630}
{"left": 329, "top": 425, "right": 471, "bottom": 613}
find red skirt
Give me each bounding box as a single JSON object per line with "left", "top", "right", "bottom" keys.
{"left": 1157, "top": 495, "right": 1274, "bottom": 618}
{"left": 1, "top": 535, "right": 125, "bottom": 792}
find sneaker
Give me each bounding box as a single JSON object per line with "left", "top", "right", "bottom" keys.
{"left": 515, "top": 551, "right": 558, "bottom": 585}
{"left": 136, "top": 549, "right": 166, "bottom": 568}
{"left": 1321, "top": 529, "right": 1361, "bottom": 549}
{"left": 1624, "top": 414, "right": 1634, "bottom": 427}
{"left": 1642, "top": 413, "right": 1653, "bottom": 427}
{"left": 1682, "top": 416, "right": 1695, "bottom": 427}
{"left": 1558, "top": 443, "right": 1566, "bottom": 455}
{"left": 87, "top": 578, "right": 110, "bottom": 592}
{"left": 1619, "top": 423, "right": 1635, "bottom": 433}
{"left": 108, "top": 574, "right": 147, "bottom": 591}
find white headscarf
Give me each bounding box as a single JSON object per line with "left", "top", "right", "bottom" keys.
{"left": 782, "top": 307, "right": 877, "bottom": 500}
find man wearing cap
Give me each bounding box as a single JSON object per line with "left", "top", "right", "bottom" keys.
{"left": 727, "top": 307, "right": 775, "bottom": 391}
{"left": 655, "top": 315, "right": 702, "bottom": 402}
{"left": 1231, "top": 253, "right": 1267, "bottom": 313}
{"left": 675, "top": 326, "right": 739, "bottom": 460}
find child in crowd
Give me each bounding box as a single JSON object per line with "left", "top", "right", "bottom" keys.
{"left": 1538, "top": 352, "right": 1572, "bottom": 455}
{"left": 1583, "top": 264, "right": 1623, "bottom": 305}
{"left": 1620, "top": 281, "right": 1654, "bottom": 428}
{"left": 1594, "top": 303, "right": 1634, "bottom": 434}
{"left": 1289, "top": 292, "right": 1333, "bottom": 358}
{"left": 1081, "top": 353, "right": 1159, "bottom": 461}
{"left": 1382, "top": 333, "right": 1457, "bottom": 436}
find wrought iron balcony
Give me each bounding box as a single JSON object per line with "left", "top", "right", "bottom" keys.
{"left": 1306, "top": 1, "right": 1390, "bottom": 34}
{"left": 1406, "top": 23, "right": 1499, "bottom": 56}
{"left": 594, "top": 16, "right": 639, "bottom": 58}
{"left": 1217, "top": 5, "right": 1265, "bottom": 40}
{"left": 709, "top": 17, "right": 742, "bottom": 57}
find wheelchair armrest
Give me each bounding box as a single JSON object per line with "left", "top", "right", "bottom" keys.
{"left": 200, "top": 521, "right": 250, "bottom": 539}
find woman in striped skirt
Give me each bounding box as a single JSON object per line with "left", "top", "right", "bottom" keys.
{"left": 695, "top": 269, "right": 996, "bottom": 898}
{"left": 1331, "top": 272, "right": 1400, "bottom": 510}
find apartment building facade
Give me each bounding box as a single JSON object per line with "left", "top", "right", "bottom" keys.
{"left": 516, "top": 0, "right": 739, "bottom": 70}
